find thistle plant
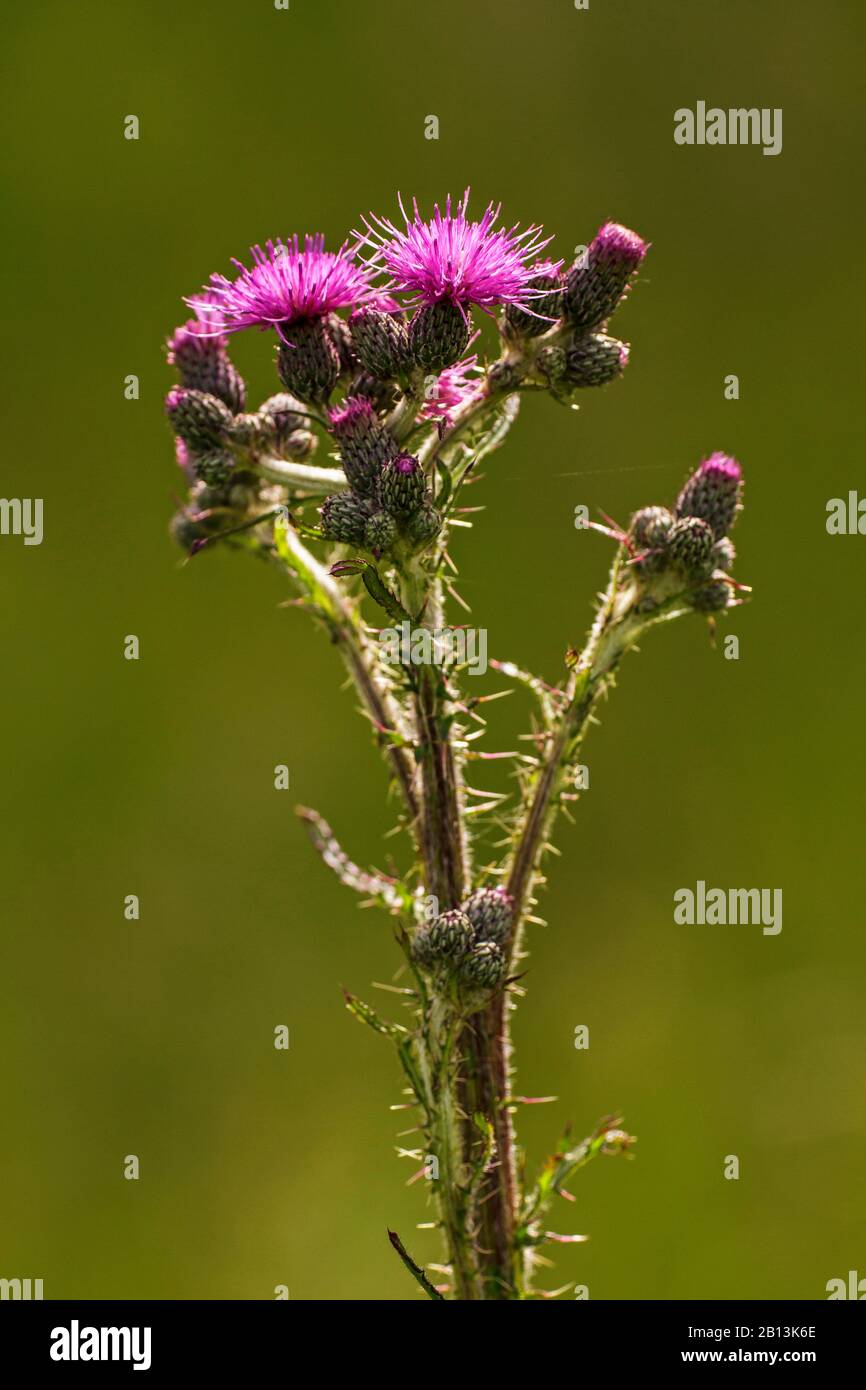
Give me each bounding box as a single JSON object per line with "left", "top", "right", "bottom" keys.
{"left": 164, "top": 190, "right": 749, "bottom": 1301}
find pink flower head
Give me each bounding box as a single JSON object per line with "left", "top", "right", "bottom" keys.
{"left": 676, "top": 453, "right": 743, "bottom": 539}
{"left": 420, "top": 352, "right": 484, "bottom": 426}
{"left": 187, "top": 236, "right": 377, "bottom": 334}
{"left": 168, "top": 289, "right": 229, "bottom": 358}
{"left": 591, "top": 222, "right": 649, "bottom": 272}
{"left": 356, "top": 189, "right": 560, "bottom": 312}
{"left": 328, "top": 395, "right": 377, "bottom": 437}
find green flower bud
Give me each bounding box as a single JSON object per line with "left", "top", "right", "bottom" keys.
{"left": 277, "top": 320, "right": 340, "bottom": 402}
{"left": 364, "top": 510, "right": 397, "bottom": 558}
{"left": 692, "top": 579, "right": 732, "bottom": 612}
{"left": 380, "top": 454, "right": 426, "bottom": 517}
{"left": 410, "top": 922, "right": 436, "bottom": 968}
{"left": 462, "top": 886, "right": 514, "bottom": 947}
{"left": 629, "top": 506, "right": 673, "bottom": 551}
{"left": 427, "top": 909, "right": 474, "bottom": 962}
{"left": 712, "top": 537, "right": 736, "bottom": 572}
{"left": 459, "top": 941, "right": 507, "bottom": 991}
{"left": 667, "top": 516, "right": 715, "bottom": 580}
{"left": 563, "top": 333, "right": 629, "bottom": 388}
{"left": 281, "top": 428, "right": 317, "bottom": 461}
{"left": 320, "top": 490, "right": 373, "bottom": 546}
{"left": 349, "top": 308, "right": 411, "bottom": 379}
{"left": 536, "top": 345, "right": 568, "bottom": 386}
{"left": 408, "top": 300, "right": 470, "bottom": 372}
{"left": 193, "top": 448, "right": 236, "bottom": 485}
{"left": 504, "top": 271, "right": 563, "bottom": 338}
{"left": 259, "top": 390, "right": 306, "bottom": 425}
{"left": 165, "top": 387, "right": 234, "bottom": 452}
{"left": 166, "top": 329, "right": 246, "bottom": 413}
{"left": 329, "top": 397, "right": 397, "bottom": 499}
{"left": 226, "top": 412, "right": 262, "bottom": 447}
{"left": 405, "top": 502, "right": 442, "bottom": 550}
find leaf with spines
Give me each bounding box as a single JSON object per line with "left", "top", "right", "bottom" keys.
{"left": 296, "top": 806, "right": 412, "bottom": 913}
{"left": 342, "top": 988, "right": 409, "bottom": 1041}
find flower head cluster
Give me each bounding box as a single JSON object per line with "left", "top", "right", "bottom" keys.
{"left": 164, "top": 196, "right": 654, "bottom": 564}
{"left": 357, "top": 189, "right": 558, "bottom": 312}
{"left": 319, "top": 398, "right": 441, "bottom": 560}
{"left": 627, "top": 454, "right": 743, "bottom": 612}
{"left": 411, "top": 886, "right": 514, "bottom": 1006}
{"left": 189, "top": 236, "right": 377, "bottom": 334}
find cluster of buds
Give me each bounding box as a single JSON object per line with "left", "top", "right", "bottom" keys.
{"left": 165, "top": 307, "right": 319, "bottom": 551}
{"left": 411, "top": 887, "right": 514, "bottom": 1006}
{"left": 626, "top": 454, "right": 743, "bottom": 612}
{"left": 504, "top": 222, "right": 647, "bottom": 404}
{"left": 319, "top": 398, "right": 441, "bottom": 559}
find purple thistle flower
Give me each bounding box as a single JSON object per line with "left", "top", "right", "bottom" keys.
{"left": 420, "top": 352, "right": 484, "bottom": 426}
{"left": 168, "top": 289, "right": 228, "bottom": 353}
{"left": 167, "top": 290, "right": 246, "bottom": 412}
{"left": 188, "top": 236, "right": 377, "bottom": 335}
{"left": 592, "top": 221, "right": 649, "bottom": 271}
{"left": 356, "top": 189, "right": 560, "bottom": 312}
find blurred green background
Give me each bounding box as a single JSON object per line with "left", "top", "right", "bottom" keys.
{"left": 2, "top": 0, "right": 864, "bottom": 1300}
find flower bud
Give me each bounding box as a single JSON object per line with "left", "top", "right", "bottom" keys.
{"left": 430, "top": 909, "right": 474, "bottom": 958}
{"left": 412, "top": 909, "right": 474, "bottom": 969}
{"left": 462, "top": 886, "right": 514, "bottom": 947}
{"left": 326, "top": 313, "right": 357, "bottom": 377}
{"left": 628, "top": 506, "right": 673, "bottom": 552}
{"left": 405, "top": 502, "right": 442, "bottom": 549}
{"left": 348, "top": 372, "right": 399, "bottom": 414}
{"left": 329, "top": 397, "right": 397, "bottom": 498}
{"left": 535, "top": 345, "right": 568, "bottom": 386}
{"left": 193, "top": 448, "right": 236, "bottom": 485}
{"left": 459, "top": 941, "right": 507, "bottom": 991}
{"left": 167, "top": 323, "right": 246, "bottom": 413}
{"left": 349, "top": 308, "right": 412, "bottom": 379}
{"left": 410, "top": 923, "right": 436, "bottom": 968}
{"left": 258, "top": 391, "right": 308, "bottom": 437}
{"left": 226, "top": 412, "right": 261, "bottom": 447}
{"left": 563, "top": 334, "right": 629, "bottom": 388}
{"left": 277, "top": 319, "right": 340, "bottom": 402}
{"left": 692, "top": 579, "right": 732, "bottom": 612}
{"left": 675, "top": 454, "right": 742, "bottom": 539}
{"left": 563, "top": 222, "right": 648, "bottom": 331}
{"left": 380, "top": 454, "right": 426, "bottom": 517}
{"left": 281, "top": 428, "right": 317, "bottom": 461}
{"left": 254, "top": 393, "right": 318, "bottom": 462}
{"left": 165, "top": 387, "right": 234, "bottom": 452}
{"left": 320, "top": 490, "right": 373, "bottom": 546}
{"left": 364, "top": 510, "right": 397, "bottom": 558}
{"left": 504, "top": 265, "right": 563, "bottom": 338}
{"left": 408, "top": 300, "right": 471, "bottom": 372}
{"left": 667, "top": 515, "right": 715, "bottom": 580}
